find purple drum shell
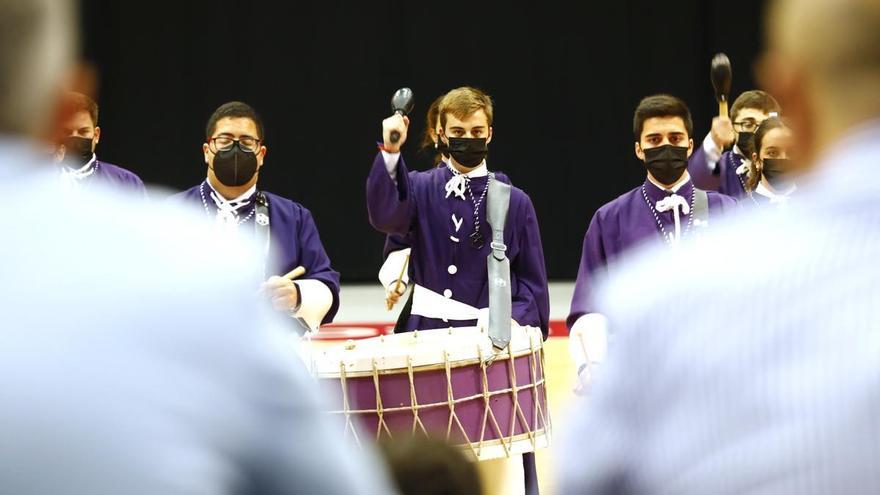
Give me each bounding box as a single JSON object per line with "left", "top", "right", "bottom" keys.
{"left": 321, "top": 350, "right": 547, "bottom": 445}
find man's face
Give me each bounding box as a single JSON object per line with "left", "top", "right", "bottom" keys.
{"left": 60, "top": 110, "right": 99, "bottom": 152}
{"left": 634, "top": 116, "right": 694, "bottom": 160}
{"left": 203, "top": 117, "right": 266, "bottom": 175}
{"left": 732, "top": 108, "right": 772, "bottom": 135}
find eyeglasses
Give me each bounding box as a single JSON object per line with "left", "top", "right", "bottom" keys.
{"left": 733, "top": 119, "right": 760, "bottom": 133}
{"left": 208, "top": 135, "right": 262, "bottom": 153}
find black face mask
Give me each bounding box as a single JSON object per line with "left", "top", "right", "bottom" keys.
{"left": 761, "top": 158, "right": 794, "bottom": 188}
{"left": 446, "top": 137, "right": 488, "bottom": 168}
{"left": 211, "top": 142, "right": 259, "bottom": 187}
{"left": 62, "top": 136, "right": 95, "bottom": 167}
{"left": 643, "top": 144, "right": 689, "bottom": 185}
{"left": 737, "top": 131, "right": 755, "bottom": 157}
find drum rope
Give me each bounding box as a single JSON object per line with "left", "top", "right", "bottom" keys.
{"left": 479, "top": 345, "right": 511, "bottom": 458}
{"left": 371, "top": 359, "right": 394, "bottom": 440}
{"left": 445, "top": 349, "right": 480, "bottom": 459}
{"left": 339, "top": 362, "right": 362, "bottom": 447}
{"left": 407, "top": 356, "right": 429, "bottom": 436}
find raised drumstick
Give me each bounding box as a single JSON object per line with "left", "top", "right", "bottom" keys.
{"left": 710, "top": 53, "right": 732, "bottom": 118}
{"left": 283, "top": 266, "right": 307, "bottom": 280}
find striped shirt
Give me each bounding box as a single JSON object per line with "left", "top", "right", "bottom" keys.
{"left": 559, "top": 121, "right": 880, "bottom": 494}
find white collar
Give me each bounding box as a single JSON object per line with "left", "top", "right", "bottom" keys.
{"left": 647, "top": 171, "right": 690, "bottom": 193}
{"left": 205, "top": 178, "right": 256, "bottom": 205}
{"left": 60, "top": 154, "right": 97, "bottom": 179}
{"left": 448, "top": 160, "right": 488, "bottom": 178}
{"left": 755, "top": 181, "right": 796, "bottom": 203}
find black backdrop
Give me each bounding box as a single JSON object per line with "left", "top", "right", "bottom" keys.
{"left": 80, "top": 1, "right": 765, "bottom": 282}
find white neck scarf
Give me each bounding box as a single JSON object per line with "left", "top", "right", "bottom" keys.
{"left": 206, "top": 180, "right": 256, "bottom": 229}
{"left": 59, "top": 154, "right": 97, "bottom": 188}
{"left": 444, "top": 161, "right": 488, "bottom": 200}
{"left": 656, "top": 194, "right": 691, "bottom": 245}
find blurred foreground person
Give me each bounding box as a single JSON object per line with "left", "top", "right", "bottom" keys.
{"left": 559, "top": 0, "right": 880, "bottom": 493}
{"left": 0, "top": 1, "right": 393, "bottom": 494}
{"left": 380, "top": 436, "right": 482, "bottom": 495}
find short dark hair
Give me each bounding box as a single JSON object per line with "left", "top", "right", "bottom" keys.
{"left": 730, "top": 90, "right": 781, "bottom": 122}
{"left": 205, "top": 101, "right": 264, "bottom": 141}
{"left": 633, "top": 94, "right": 693, "bottom": 140}
{"left": 68, "top": 92, "right": 99, "bottom": 127}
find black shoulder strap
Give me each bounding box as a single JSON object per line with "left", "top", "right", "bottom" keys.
{"left": 255, "top": 192, "right": 271, "bottom": 279}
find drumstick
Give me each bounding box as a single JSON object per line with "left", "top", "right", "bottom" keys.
{"left": 283, "top": 266, "right": 307, "bottom": 280}
{"left": 386, "top": 254, "right": 410, "bottom": 311}
{"left": 710, "top": 53, "right": 732, "bottom": 118}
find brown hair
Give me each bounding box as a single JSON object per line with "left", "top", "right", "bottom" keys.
{"left": 729, "top": 90, "right": 781, "bottom": 122}
{"left": 438, "top": 87, "right": 494, "bottom": 129}
{"left": 68, "top": 92, "right": 99, "bottom": 127}
{"left": 746, "top": 116, "right": 788, "bottom": 191}
{"left": 420, "top": 95, "right": 444, "bottom": 166}
{"left": 632, "top": 94, "right": 693, "bottom": 140}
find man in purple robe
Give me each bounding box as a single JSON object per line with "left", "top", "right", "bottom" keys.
{"left": 368, "top": 84, "right": 548, "bottom": 495}
{"left": 171, "top": 101, "right": 339, "bottom": 330}
{"left": 568, "top": 94, "right": 737, "bottom": 390}
{"left": 687, "top": 90, "right": 781, "bottom": 202}
{"left": 366, "top": 86, "right": 550, "bottom": 338}
{"left": 55, "top": 92, "right": 146, "bottom": 194}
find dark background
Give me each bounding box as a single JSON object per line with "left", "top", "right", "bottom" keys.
{"left": 80, "top": 0, "right": 765, "bottom": 282}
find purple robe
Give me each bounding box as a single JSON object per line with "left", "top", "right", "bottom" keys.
{"left": 383, "top": 234, "right": 411, "bottom": 258}
{"left": 366, "top": 152, "right": 551, "bottom": 337}
{"left": 688, "top": 146, "right": 748, "bottom": 199}
{"left": 171, "top": 182, "right": 340, "bottom": 324}
{"left": 567, "top": 179, "right": 738, "bottom": 328}
{"left": 76, "top": 159, "right": 147, "bottom": 196}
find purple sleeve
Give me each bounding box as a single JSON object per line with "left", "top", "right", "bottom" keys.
{"left": 383, "top": 234, "right": 411, "bottom": 258}
{"left": 567, "top": 213, "right": 606, "bottom": 329}
{"left": 510, "top": 195, "right": 551, "bottom": 339}
{"left": 688, "top": 145, "right": 721, "bottom": 191}
{"left": 366, "top": 152, "right": 416, "bottom": 236}
{"left": 296, "top": 208, "right": 341, "bottom": 324}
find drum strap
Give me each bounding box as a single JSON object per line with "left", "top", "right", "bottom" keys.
{"left": 486, "top": 173, "right": 512, "bottom": 349}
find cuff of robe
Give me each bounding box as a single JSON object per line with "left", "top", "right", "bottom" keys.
{"left": 702, "top": 132, "right": 722, "bottom": 172}
{"left": 568, "top": 313, "right": 609, "bottom": 368}
{"left": 380, "top": 149, "right": 401, "bottom": 181}
{"left": 378, "top": 247, "right": 411, "bottom": 288}
{"left": 293, "top": 279, "right": 334, "bottom": 331}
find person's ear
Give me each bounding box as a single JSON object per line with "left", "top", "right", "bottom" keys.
{"left": 486, "top": 126, "right": 493, "bottom": 145}
{"left": 752, "top": 152, "right": 760, "bottom": 167}
{"left": 203, "top": 143, "right": 211, "bottom": 165}
{"left": 439, "top": 128, "right": 449, "bottom": 145}
{"left": 93, "top": 126, "right": 101, "bottom": 146}
{"left": 635, "top": 141, "right": 645, "bottom": 161}
{"left": 257, "top": 145, "right": 267, "bottom": 168}
{"left": 686, "top": 137, "right": 694, "bottom": 158}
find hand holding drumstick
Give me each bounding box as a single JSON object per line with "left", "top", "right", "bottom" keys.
{"left": 261, "top": 266, "right": 306, "bottom": 313}
{"left": 385, "top": 254, "right": 410, "bottom": 310}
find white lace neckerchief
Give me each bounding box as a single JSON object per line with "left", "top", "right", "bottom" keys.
{"left": 655, "top": 194, "right": 691, "bottom": 245}
{"left": 59, "top": 154, "right": 97, "bottom": 187}
{"left": 205, "top": 180, "right": 257, "bottom": 228}
{"left": 444, "top": 161, "right": 488, "bottom": 200}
